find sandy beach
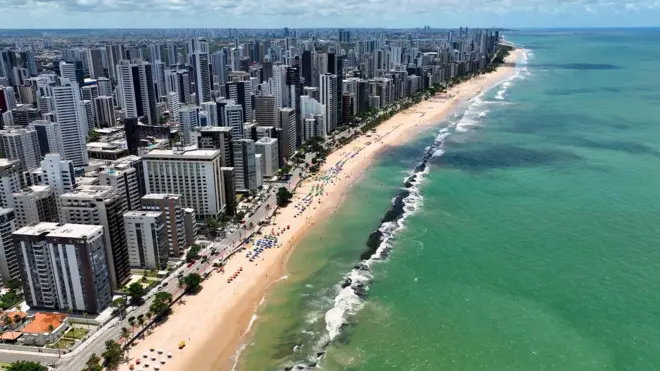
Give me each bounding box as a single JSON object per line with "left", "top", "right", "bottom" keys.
{"left": 118, "top": 50, "right": 522, "bottom": 371}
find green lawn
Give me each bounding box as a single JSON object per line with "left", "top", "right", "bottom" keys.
{"left": 47, "top": 338, "right": 75, "bottom": 349}
{"left": 63, "top": 327, "right": 88, "bottom": 340}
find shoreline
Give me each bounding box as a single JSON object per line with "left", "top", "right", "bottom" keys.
{"left": 117, "top": 49, "right": 523, "bottom": 371}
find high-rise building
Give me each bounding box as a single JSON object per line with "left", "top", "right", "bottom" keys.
{"left": 254, "top": 95, "right": 278, "bottom": 128}
{"left": 211, "top": 51, "right": 227, "bottom": 87}
{"left": 99, "top": 166, "right": 141, "bottom": 211}
{"left": 87, "top": 49, "right": 106, "bottom": 78}
{"left": 0, "top": 128, "right": 40, "bottom": 184}
{"left": 116, "top": 60, "right": 158, "bottom": 125}
{"left": 92, "top": 96, "right": 115, "bottom": 128}
{"left": 166, "top": 91, "right": 180, "bottom": 122}
{"left": 124, "top": 210, "right": 168, "bottom": 270}
{"left": 286, "top": 65, "right": 302, "bottom": 146}
{"left": 183, "top": 208, "right": 197, "bottom": 245}
{"left": 232, "top": 139, "right": 257, "bottom": 192}
{"left": 194, "top": 126, "right": 233, "bottom": 167}
{"left": 59, "top": 185, "right": 130, "bottom": 290}
{"left": 302, "top": 50, "right": 312, "bottom": 87}
{"left": 13, "top": 222, "right": 112, "bottom": 313}
{"left": 0, "top": 208, "right": 18, "bottom": 285}
{"left": 28, "top": 121, "right": 64, "bottom": 158}
{"left": 188, "top": 38, "right": 212, "bottom": 105}
{"left": 221, "top": 167, "right": 236, "bottom": 215}
{"left": 279, "top": 107, "right": 296, "bottom": 159}
{"left": 51, "top": 79, "right": 89, "bottom": 166}
{"left": 140, "top": 194, "right": 187, "bottom": 257}
{"left": 178, "top": 105, "right": 199, "bottom": 146}
{"left": 143, "top": 149, "right": 226, "bottom": 220}
{"left": 255, "top": 137, "right": 279, "bottom": 178}
{"left": 224, "top": 80, "right": 252, "bottom": 122}
{"left": 123, "top": 117, "right": 139, "bottom": 156}
{"left": 224, "top": 102, "right": 244, "bottom": 140}
{"left": 37, "top": 153, "right": 76, "bottom": 196}
{"left": 97, "top": 77, "right": 113, "bottom": 97}
{"left": 0, "top": 159, "right": 21, "bottom": 209}
{"left": 12, "top": 185, "right": 58, "bottom": 228}
{"left": 320, "top": 73, "right": 338, "bottom": 133}
{"left": 270, "top": 64, "right": 288, "bottom": 109}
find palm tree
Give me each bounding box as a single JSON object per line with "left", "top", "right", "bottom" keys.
{"left": 3, "top": 316, "right": 12, "bottom": 330}
{"left": 137, "top": 314, "right": 145, "bottom": 328}
{"left": 121, "top": 327, "right": 130, "bottom": 342}
{"left": 13, "top": 314, "right": 21, "bottom": 329}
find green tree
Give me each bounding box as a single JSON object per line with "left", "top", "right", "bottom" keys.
{"left": 6, "top": 279, "right": 21, "bottom": 292}
{"left": 5, "top": 361, "right": 47, "bottom": 371}
{"left": 101, "top": 340, "right": 123, "bottom": 369}
{"left": 182, "top": 273, "right": 203, "bottom": 293}
{"left": 120, "top": 327, "right": 130, "bottom": 341}
{"left": 111, "top": 297, "right": 127, "bottom": 318}
{"left": 126, "top": 282, "right": 146, "bottom": 305}
{"left": 276, "top": 187, "right": 293, "bottom": 207}
{"left": 150, "top": 291, "right": 173, "bottom": 318}
{"left": 185, "top": 244, "right": 202, "bottom": 263}
{"left": 83, "top": 353, "right": 103, "bottom": 371}
{"left": 87, "top": 130, "right": 101, "bottom": 142}
{"left": 137, "top": 314, "right": 145, "bottom": 328}
{"left": 204, "top": 218, "right": 219, "bottom": 238}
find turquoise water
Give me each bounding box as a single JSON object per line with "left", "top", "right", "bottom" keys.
{"left": 240, "top": 29, "right": 660, "bottom": 371}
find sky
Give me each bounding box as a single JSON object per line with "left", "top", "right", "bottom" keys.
{"left": 1, "top": 0, "right": 660, "bottom": 29}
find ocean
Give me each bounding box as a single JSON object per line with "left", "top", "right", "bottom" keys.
{"left": 238, "top": 28, "right": 660, "bottom": 371}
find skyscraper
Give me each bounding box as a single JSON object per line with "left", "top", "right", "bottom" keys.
{"left": 13, "top": 222, "right": 112, "bottom": 313}
{"left": 320, "top": 73, "right": 338, "bottom": 133}
{"left": 51, "top": 80, "right": 89, "bottom": 166}
{"left": 116, "top": 60, "right": 158, "bottom": 126}
{"left": 0, "top": 208, "right": 18, "bottom": 285}
{"left": 286, "top": 65, "right": 302, "bottom": 146}
{"left": 59, "top": 185, "right": 131, "bottom": 290}
{"left": 302, "top": 50, "right": 312, "bottom": 87}
{"left": 11, "top": 185, "right": 58, "bottom": 228}
{"left": 189, "top": 38, "right": 211, "bottom": 105}
{"left": 124, "top": 210, "right": 168, "bottom": 270}
{"left": 28, "top": 120, "right": 65, "bottom": 158}
{"left": 279, "top": 107, "right": 296, "bottom": 160}
{"left": 232, "top": 139, "right": 257, "bottom": 192}
{"left": 224, "top": 101, "right": 245, "bottom": 140}
{"left": 225, "top": 80, "right": 252, "bottom": 122}
{"left": 140, "top": 194, "right": 187, "bottom": 257}
{"left": 142, "top": 149, "right": 226, "bottom": 220}
{"left": 87, "top": 49, "right": 106, "bottom": 78}
{"left": 254, "top": 95, "right": 278, "bottom": 128}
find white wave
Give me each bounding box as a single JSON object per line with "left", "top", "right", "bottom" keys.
{"left": 244, "top": 314, "right": 259, "bottom": 336}
{"left": 432, "top": 149, "right": 445, "bottom": 157}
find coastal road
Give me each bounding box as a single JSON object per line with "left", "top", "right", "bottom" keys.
{"left": 57, "top": 256, "right": 210, "bottom": 371}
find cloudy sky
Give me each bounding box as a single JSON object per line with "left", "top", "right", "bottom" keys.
{"left": 1, "top": 0, "right": 659, "bottom": 29}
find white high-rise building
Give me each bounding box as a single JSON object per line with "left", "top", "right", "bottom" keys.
{"left": 12, "top": 185, "right": 59, "bottom": 228}
{"left": 124, "top": 210, "right": 169, "bottom": 270}
{"left": 179, "top": 105, "right": 199, "bottom": 146}
{"left": 300, "top": 95, "right": 327, "bottom": 138}
{"left": 28, "top": 120, "right": 65, "bottom": 158}
{"left": 166, "top": 91, "right": 180, "bottom": 122}
{"left": 255, "top": 137, "right": 279, "bottom": 178}
{"left": 0, "top": 208, "right": 18, "bottom": 285}
{"left": 58, "top": 61, "right": 77, "bottom": 83}
{"left": 38, "top": 153, "right": 76, "bottom": 196}
{"left": 224, "top": 102, "right": 244, "bottom": 140}
{"left": 13, "top": 222, "right": 112, "bottom": 313}
{"left": 255, "top": 154, "right": 263, "bottom": 188}
{"left": 143, "top": 149, "right": 226, "bottom": 220}
{"left": 93, "top": 96, "right": 116, "bottom": 128}
{"left": 51, "top": 80, "right": 89, "bottom": 166}
{"left": 0, "top": 159, "right": 21, "bottom": 209}
{"left": 270, "top": 64, "right": 288, "bottom": 108}
{"left": 320, "top": 73, "right": 338, "bottom": 133}
{"left": 0, "top": 128, "right": 41, "bottom": 176}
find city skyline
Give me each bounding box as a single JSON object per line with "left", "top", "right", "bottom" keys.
{"left": 1, "top": 0, "right": 659, "bottom": 29}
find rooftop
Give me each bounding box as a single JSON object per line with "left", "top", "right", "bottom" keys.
{"left": 60, "top": 185, "right": 114, "bottom": 199}
{"left": 13, "top": 222, "right": 60, "bottom": 237}
{"left": 141, "top": 193, "right": 180, "bottom": 200}
{"left": 0, "top": 158, "right": 20, "bottom": 168}
{"left": 21, "top": 313, "right": 68, "bottom": 334}
{"left": 48, "top": 224, "right": 103, "bottom": 239}
{"left": 124, "top": 210, "right": 163, "bottom": 218}
{"left": 143, "top": 148, "right": 221, "bottom": 160}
